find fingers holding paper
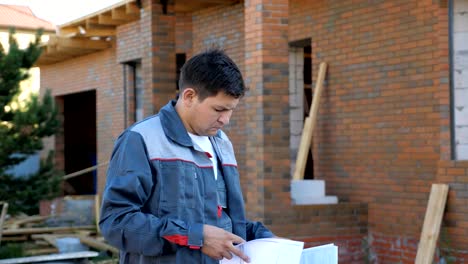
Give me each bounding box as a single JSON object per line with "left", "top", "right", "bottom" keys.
{"left": 202, "top": 224, "right": 251, "bottom": 263}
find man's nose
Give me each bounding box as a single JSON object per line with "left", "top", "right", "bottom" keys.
{"left": 218, "top": 111, "right": 231, "bottom": 125}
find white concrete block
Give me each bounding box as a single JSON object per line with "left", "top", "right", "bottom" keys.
{"left": 290, "top": 119, "right": 305, "bottom": 135}
{"left": 454, "top": 0, "right": 468, "bottom": 13}
{"left": 454, "top": 69, "right": 468, "bottom": 88}
{"left": 454, "top": 88, "right": 468, "bottom": 106}
{"left": 454, "top": 12, "right": 468, "bottom": 32}
{"left": 454, "top": 50, "right": 468, "bottom": 68}
{"left": 454, "top": 106, "right": 468, "bottom": 125}
{"left": 456, "top": 144, "right": 468, "bottom": 160}
{"left": 290, "top": 92, "right": 303, "bottom": 108}
{"left": 455, "top": 126, "right": 468, "bottom": 144}
{"left": 292, "top": 195, "right": 339, "bottom": 205}
{"left": 454, "top": 33, "right": 468, "bottom": 51}
{"left": 291, "top": 180, "right": 326, "bottom": 198}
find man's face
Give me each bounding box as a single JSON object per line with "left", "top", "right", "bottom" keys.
{"left": 186, "top": 91, "right": 240, "bottom": 136}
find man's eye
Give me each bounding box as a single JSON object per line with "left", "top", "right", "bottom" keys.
{"left": 215, "top": 109, "right": 224, "bottom": 112}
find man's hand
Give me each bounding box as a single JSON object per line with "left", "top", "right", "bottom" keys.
{"left": 201, "top": 224, "right": 250, "bottom": 263}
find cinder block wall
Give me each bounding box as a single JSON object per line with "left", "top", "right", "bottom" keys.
{"left": 290, "top": 0, "right": 468, "bottom": 262}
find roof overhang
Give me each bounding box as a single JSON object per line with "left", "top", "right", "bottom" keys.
{"left": 36, "top": 0, "right": 240, "bottom": 66}
{"left": 175, "top": 0, "right": 240, "bottom": 13}
{"left": 36, "top": 0, "right": 139, "bottom": 66}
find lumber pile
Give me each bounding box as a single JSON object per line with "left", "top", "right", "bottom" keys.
{"left": 1, "top": 211, "right": 118, "bottom": 260}
{"left": 0, "top": 195, "right": 119, "bottom": 263}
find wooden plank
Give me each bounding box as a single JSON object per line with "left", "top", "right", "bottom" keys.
{"left": 35, "top": 234, "right": 59, "bottom": 248}
{"left": 2, "top": 225, "right": 95, "bottom": 236}
{"left": 415, "top": 184, "right": 449, "bottom": 264}
{"left": 78, "top": 235, "right": 119, "bottom": 255}
{"left": 292, "top": 62, "right": 328, "bottom": 180}
{"left": 95, "top": 194, "right": 101, "bottom": 235}
{"left": 293, "top": 116, "right": 312, "bottom": 180}
{"left": 6, "top": 215, "right": 50, "bottom": 229}
{"left": 0, "top": 251, "right": 98, "bottom": 264}
{"left": 32, "top": 233, "right": 118, "bottom": 255}
{"left": 308, "top": 62, "right": 328, "bottom": 143}
{"left": 24, "top": 248, "right": 58, "bottom": 256}
{"left": 0, "top": 202, "right": 9, "bottom": 245}
{"left": 1, "top": 235, "right": 28, "bottom": 242}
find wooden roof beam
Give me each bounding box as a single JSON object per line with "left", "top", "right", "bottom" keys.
{"left": 58, "top": 27, "right": 115, "bottom": 37}
{"left": 126, "top": 2, "right": 140, "bottom": 15}
{"left": 85, "top": 17, "right": 100, "bottom": 29}
{"left": 199, "top": 0, "right": 237, "bottom": 3}
{"left": 55, "top": 37, "right": 112, "bottom": 50}
{"left": 112, "top": 7, "right": 139, "bottom": 21}
{"left": 98, "top": 14, "right": 125, "bottom": 26}
{"left": 58, "top": 26, "right": 83, "bottom": 37}
{"left": 83, "top": 28, "right": 116, "bottom": 37}
{"left": 55, "top": 47, "right": 96, "bottom": 57}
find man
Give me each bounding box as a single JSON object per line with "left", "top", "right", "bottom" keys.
{"left": 100, "top": 49, "right": 274, "bottom": 263}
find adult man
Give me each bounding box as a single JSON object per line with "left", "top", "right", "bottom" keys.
{"left": 100, "top": 49, "right": 274, "bottom": 263}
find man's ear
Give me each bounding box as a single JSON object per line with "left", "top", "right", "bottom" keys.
{"left": 181, "top": 88, "right": 197, "bottom": 107}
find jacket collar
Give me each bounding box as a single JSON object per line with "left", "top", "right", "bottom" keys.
{"left": 159, "top": 100, "right": 193, "bottom": 147}
{"left": 159, "top": 100, "right": 223, "bottom": 147}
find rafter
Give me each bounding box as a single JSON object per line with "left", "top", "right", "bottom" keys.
{"left": 112, "top": 7, "right": 139, "bottom": 21}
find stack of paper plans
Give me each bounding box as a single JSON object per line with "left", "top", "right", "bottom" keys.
{"left": 300, "top": 243, "right": 338, "bottom": 264}
{"left": 220, "top": 238, "right": 338, "bottom": 264}
{"left": 221, "top": 238, "right": 304, "bottom": 264}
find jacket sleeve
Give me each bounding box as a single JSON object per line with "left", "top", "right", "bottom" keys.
{"left": 245, "top": 220, "right": 275, "bottom": 241}
{"left": 99, "top": 131, "right": 203, "bottom": 256}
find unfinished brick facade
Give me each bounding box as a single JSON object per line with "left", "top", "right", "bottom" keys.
{"left": 39, "top": 0, "right": 468, "bottom": 263}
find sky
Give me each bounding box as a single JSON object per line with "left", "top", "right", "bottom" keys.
{"left": 0, "top": 0, "right": 122, "bottom": 25}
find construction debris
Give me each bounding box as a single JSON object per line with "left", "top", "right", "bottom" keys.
{"left": 0, "top": 211, "right": 118, "bottom": 262}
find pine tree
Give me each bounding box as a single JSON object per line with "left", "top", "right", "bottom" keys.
{"left": 0, "top": 29, "right": 62, "bottom": 215}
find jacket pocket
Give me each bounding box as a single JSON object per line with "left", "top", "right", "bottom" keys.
{"left": 159, "top": 162, "right": 198, "bottom": 208}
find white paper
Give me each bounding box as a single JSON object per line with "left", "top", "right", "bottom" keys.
{"left": 220, "top": 238, "right": 304, "bottom": 264}
{"left": 300, "top": 243, "right": 338, "bottom": 264}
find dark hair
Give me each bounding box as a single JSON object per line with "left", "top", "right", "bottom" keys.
{"left": 178, "top": 49, "right": 246, "bottom": 100}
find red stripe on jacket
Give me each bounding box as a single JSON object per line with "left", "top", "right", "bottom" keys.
{"left": 163, "top": 235, "right": 200, "bottom": 250}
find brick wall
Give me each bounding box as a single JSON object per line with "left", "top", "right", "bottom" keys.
{"left": 117, "top": 21, "right": 142, "bottom": 63}
{"left": 140, "top": 0, "right": 177, "bottom": 114}
{"left": 39, "top": 0, "right": 468, "bottom": 262}
{"left": 41, "top": 49, "right": 123, "bottom": 195}
{"left": 436, "top": 160, "right": 468, "bottom": 262}
{"left": 192, "top": 3, "right": 248, "bottom": 186}
{"left": 190, "top": 1, "right": 368, "bottom": 261}
{"left": 277, "top": 203, "right": 368, "bottom": 263}
{"left": 175, "top": 12, "right": 192, "bottom": 56}
{"left": 289, "top": 0, "right": 468, "bottom": 262}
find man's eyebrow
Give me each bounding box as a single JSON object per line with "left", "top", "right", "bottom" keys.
{"left": 214, "top": 105, "right": 236, "bottom": 110}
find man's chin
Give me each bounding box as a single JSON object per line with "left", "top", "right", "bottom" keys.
{"left": 207, "top": 128, "right": 220, "bottom": 136}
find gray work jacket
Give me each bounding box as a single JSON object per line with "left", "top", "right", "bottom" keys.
{"left": 99, "top": 100, "right": 274, "bottom": 264}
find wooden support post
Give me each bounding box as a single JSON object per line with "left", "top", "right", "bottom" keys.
{"left": 293, "top": 116, "right": 312, "bottom": 180}
{"left": 309, "top": 62, "right": 327, "bottom": 141}
{"left": 292, "top": 62, "right": 327, "bottom": 180}
{"left": 415, "top": 184, "right": 449, "bottom": 264}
